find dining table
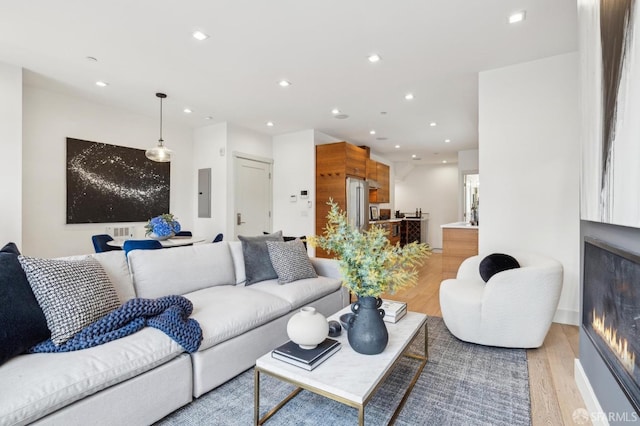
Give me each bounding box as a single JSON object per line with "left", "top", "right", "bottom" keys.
{"left": 106, "top": 236, "right": 206, "bottom": 248}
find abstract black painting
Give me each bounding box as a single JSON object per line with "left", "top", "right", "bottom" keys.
{"left": 66, "top": 138, "right": 170, "bottom": 223}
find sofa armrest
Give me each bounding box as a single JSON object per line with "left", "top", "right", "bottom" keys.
{"left": 456, "top": 255, "right": 484, "bottom": 281}
{"left": 309, "top": 257, "right": 343, "bottom": 281}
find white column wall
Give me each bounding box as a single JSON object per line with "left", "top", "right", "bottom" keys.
{"left": 479, "top": 52, "right": 580, "bottom": 324}
{"left": 0, "top": 63, "right": 22, "bottom": 247}
{"left": 272, "top": 130, "right": 315, "bottom": 238}
{"left": 193, "top": 122, "right": 228, "bottom": 242}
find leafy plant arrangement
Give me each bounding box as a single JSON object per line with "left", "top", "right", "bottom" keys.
{"left": 309, "top": 201, "right": 431, "bottom": 297}
{"left": 145, "top": 213, "right": 181, "bottom": 238}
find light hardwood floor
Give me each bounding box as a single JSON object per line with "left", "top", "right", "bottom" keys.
{"left": 382, "top": 252, "right": 590, "bottom": 426}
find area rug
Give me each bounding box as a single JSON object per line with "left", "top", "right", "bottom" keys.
{"left": 155, "top": 316, "right": 531, "bottom": 425}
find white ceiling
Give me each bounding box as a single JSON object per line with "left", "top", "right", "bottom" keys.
{"left": 0, "top": 0, "right": 577, "bottom": 164}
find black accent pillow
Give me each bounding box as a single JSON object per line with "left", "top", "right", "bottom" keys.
{"left": 1, "top": 242, "right": 20, "bottom": 255}
{"left": 479, "top": 253, "right": 520, "bottom": 283}
{"left": 0, "top": 243, "right": 50, "bottom": 366}
{"left": 239, "top": 231, "right": 283, "bottom": 285}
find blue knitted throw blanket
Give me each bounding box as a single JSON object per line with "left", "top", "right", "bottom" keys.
{"left": 30, "top": 295, "right": 202, "bottom": 353}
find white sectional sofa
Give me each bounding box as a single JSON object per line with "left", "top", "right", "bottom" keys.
{"left": 0, "top": 241, "right": 348, "bottom": 426}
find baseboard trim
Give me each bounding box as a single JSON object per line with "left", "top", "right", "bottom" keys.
{"left": 575, "top": 359, "right": 609, "bottom": 426}
{"left": 553, "top": 309, "right": 579, "bottom": 325}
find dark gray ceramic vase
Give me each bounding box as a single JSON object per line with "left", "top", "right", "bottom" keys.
{"left": 347, "top": 296, "right": 389, "bottom": 355}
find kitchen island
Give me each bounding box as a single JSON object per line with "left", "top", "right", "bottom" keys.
{"left": 441, "top": 222, "right": 479, "bottom": 280}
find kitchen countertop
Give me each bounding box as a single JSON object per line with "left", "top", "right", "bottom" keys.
{"left": 369, "top": 217, "right": 428, "bottom": 224}
{"left": 441, "top": 221, "right": 479, "bottom": 229}
{"left": 369, "top": 218, "right": 403, "bottom": 224}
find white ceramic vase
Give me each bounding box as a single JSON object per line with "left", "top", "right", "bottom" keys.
{"left": 287, "top": 307, "right": 329, "bottom": 349}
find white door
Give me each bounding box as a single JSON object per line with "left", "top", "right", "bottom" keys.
{"left": 234, "top": 156, "right": 272, "bottom": 238}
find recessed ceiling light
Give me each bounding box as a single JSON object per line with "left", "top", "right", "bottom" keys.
{"left": 86, "top": 56, "right": 98, "bottom": 62}
{"left": 380, "top": 111, "right": 387, "bottom": 115}
{"left": 204, "top": 116, "right": 213, "bottom": 120}
{"left": 405, "top": 93, "right": 414, "bottom": 100}
{"left": 395, "top": 145, "right": 400, "bottom": 149}
{"left": 192, "top": 31, "right": 209, "bottom": 41}
{"left": 368, "top": 54, "right": 381, "bottom": 63}
{"left": 331, "top": 108, "right": 340, "bottom": 115}
{"left": 376, "top": 137, "right": 388, "bottom": 141}
{"left": 95, "top": 81, "right": 108, "bottom": 87}
{"left": 445, "top": 139, "right": 451, "bottom": 143}
{"left": 442, "top": 160, "right": 448, "bottom": 164}
{"left": 278, "top": 80, "right": 291, "bottom": 87}
{"left": 429, "top": 122, "right": 437, "bottom": 127}
{"left": 183, "top": 108, "right": 192, "bottom": 114}
{"left": 508, "top": 11, "right": 526, "bottom": 24}
{"left": 370, "top": 130, "right": 376, "bottom": 135}
{"left": 266, "top": 121, "right": 274, "bottom": 127}
{"left": 412, "top": 154, "right": 417, "bottom": 158}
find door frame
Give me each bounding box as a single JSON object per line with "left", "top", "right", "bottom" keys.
{"left": 232, "top": 152, "right": 274, "bottom": 239}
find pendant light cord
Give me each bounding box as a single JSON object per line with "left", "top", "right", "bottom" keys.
{"left": 159, "top": 96, "right": 164, "bottom": 145}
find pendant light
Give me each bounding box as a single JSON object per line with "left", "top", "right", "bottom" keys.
{"left": 145, "top": 92, "right": 172, "bottom": 162}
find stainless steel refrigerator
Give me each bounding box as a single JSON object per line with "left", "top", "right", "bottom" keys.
{"left": 346, "top": 177, "right": 369, "bottom": 232}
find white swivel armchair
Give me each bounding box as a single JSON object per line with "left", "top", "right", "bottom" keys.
{"left": 439, "top": 252, "right": 563, "bottom": 348}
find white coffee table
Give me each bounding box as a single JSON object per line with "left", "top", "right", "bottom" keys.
{"left": 254, "top": 306, "right": 428, "bottom": 425}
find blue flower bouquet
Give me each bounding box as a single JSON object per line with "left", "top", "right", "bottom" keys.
{"left": 145, "top": 213, "right": 181, "bottom": 240}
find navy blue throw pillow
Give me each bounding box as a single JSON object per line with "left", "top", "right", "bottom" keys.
{"left": 479, "top": 253, "right": 520, "bottom": 283}
{"left": 1, "top": 242, "right": 20, "bottom": 255}
{"left": 0, "top": 243, "right": 50, "bottom": 366}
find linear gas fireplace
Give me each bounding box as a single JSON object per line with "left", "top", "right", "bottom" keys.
{"left": 583, "top": 237, "right": 640, "bottom": 413}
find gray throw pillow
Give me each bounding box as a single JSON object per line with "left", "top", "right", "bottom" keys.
{"left": 18, "top": 256, "right": 120, "bottom": 345}
{"left": 266, "top": 239, "right": 318, "bottom": 284}
{"left": 238, "top": 231, "right": 283, "bottom": 285}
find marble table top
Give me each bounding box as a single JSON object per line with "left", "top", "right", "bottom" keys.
{"left": 256, "top": 306, "right": 427, "bottom": 405}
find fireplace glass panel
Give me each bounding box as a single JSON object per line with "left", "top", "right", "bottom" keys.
{"left": 583, "top": 237, "right": 640, "bottom": 413}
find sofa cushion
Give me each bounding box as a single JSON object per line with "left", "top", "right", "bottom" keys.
{"left": 266, "top": 239, "right": 317, "bottom": 284}
{"left": 0, "top": 327, "right": 183, "bottom": 425}
{"left": 18, "top": 256, "right": 120, "bottom": 345}
{"left": 129, "top": 242, "right": 235, "bottom": 299}
{"left": 0, "top": 250, "right": 50, "bottom": 366}
{"left": 184, "top": 285, "right": 291, "bottom": 350}
{"left": 479, "top": 253, "right": 520, "bottom": 283}
{"left": 248, "top": 276, "right": 343, "bottom": 310}
{"left": 238, "top": 231, "right": 283, "bottom": 285}
{"left": 228, "top": 241, "right": 246, "bottom": 285}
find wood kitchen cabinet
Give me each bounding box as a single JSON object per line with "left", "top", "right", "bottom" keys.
{"left": 315, "top": 142, "right": 368, "bottom": 257}
{"left": 369, "top": 162, "right": 390, "bottom": 203}
{"left": 442, "top": 227, "right": 479, "bottom": 280}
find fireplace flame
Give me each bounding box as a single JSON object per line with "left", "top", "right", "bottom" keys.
{"left": 592, "top": 309, "right": 636, "bottom": 374}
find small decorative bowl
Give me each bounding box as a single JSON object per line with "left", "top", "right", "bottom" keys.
{"left": 340, "top": 313, "right": 354, "bottom": 331}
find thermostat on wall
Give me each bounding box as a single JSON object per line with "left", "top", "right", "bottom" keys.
{"left": 300, "top": 190, "right": 309, "bottom": 199}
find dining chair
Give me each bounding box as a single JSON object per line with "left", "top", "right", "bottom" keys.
{"left": 92, "top": 234, "right": 123, "bottom": 253}
{"left": 213, "top": 233, "right": 223, "bottom": 243}
{"left": 175, "top": 231, "right": 192, "bottom": 237}
{"left": 123, "top": 240, "right": 163, "bottom": 257}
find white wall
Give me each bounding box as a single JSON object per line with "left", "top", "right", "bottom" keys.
{"left": 394, "top": 164, "right": 459, "bottom": 249}
{"left": 22, "top": 85, "right": 194, "bottom": 257}
{"left": 272, "top": 130, "right": 315, "bottom": 238}
{"left": 479, "top": 52, "right": 580, "bottom": 324}
{"left": 0, "top": 63, "right": 22, "bottom": 247}
{"left": 193, "top": 122, "right": 227, "bottom": 241}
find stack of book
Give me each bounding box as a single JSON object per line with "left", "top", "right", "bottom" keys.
{"left": 381, "top": 299, "right": 407, "bottom": 323}
{"left": 272, "top": 338, "right": 341, "bottom": 370}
